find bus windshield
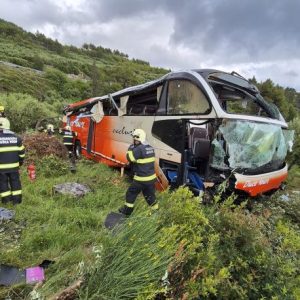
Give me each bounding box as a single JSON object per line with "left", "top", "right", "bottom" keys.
{"left": 211, "top": 120, "right": 294, "bottom": 173}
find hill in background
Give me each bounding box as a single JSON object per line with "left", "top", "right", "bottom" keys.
{"left": 0, "top": 18, "right": 167, "bottom": 105}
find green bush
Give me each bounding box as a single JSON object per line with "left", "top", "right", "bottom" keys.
{"left": 155, "top": 187, "right": 300, "bottom": 299}
{"left": 287, "top": 117, "right": 300, "bottom": 169}
{"left": 0, "top": 93, "right": 56, "bottom": 132}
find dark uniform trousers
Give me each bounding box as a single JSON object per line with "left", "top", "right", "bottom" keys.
{"left": 125, "top": 180, "right": 156, "bottom": 210}
{"left": 0, "top": 172, "right": 22, "bottom": 204}
{"left": 120, "top": 142, "right": 158, "bottom": 216}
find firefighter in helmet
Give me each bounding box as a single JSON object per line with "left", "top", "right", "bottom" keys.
{"left": 45, "top": 123, "right": 54, "bottom": 136}
{"left": 119, "top": 128, "right": 158, "bottom": 216}
{"left": 62, "top": 125, "right": 74, "bottom": 155}
{"left": 0, "top": 117, "right": 25, "bottom": 204}
{"left": 61, "top": 125, "right": 76, "bottom": 166}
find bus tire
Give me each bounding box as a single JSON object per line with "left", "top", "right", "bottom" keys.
{"left": 75, "top": 141, "right": 82, "bottom": 159}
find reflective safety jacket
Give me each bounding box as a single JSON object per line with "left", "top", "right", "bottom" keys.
{"left": 62, "top": 130, "right": 74, "bottom": 146}
{"left": 126, "top": 142, "right": 156, "bottom": 182}
{"left": 0, "top": 130, "right": 25, "bottom": 173}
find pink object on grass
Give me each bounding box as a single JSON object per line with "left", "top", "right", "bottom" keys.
{"left": 26, "top": 266, "right": 45, "bottom": 284}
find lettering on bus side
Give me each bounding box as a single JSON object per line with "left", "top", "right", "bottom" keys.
{"left": 113, "top": 127, "right": 134, "bottom": 135}
{"left": 70, "top": 120, "right": 85, "bottom": 128}
{"left": 243, "top": 179, "right": 269, "bottom": 188}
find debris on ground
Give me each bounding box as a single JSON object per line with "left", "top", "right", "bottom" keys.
{"left": 0, "top": 260, "right": 54, "bottom": 287}
{"left": 0, "top": 207, "right": 15, "bottom": 221}
{"left": 280, "top": 194, "right": 290, "bottom": 202}
{"left": 49, "top": 279, "right": 83, "bottom": 300}
{"left": 22, "top": 133, "right": 67, "bottom": 164}
{"left": 104, "top": 212, "right": 126, "bottom": 230}
{"left": 53, "top": 183, "right": 91, "bottom": 197}
{"left": 26, "top": 266, "right": 45, "bottom": 284}
{"left": 0, "top": 265, "right": 25, "bottom": 286}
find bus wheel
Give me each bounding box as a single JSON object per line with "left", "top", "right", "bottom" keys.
{"left": 75, "top": 142, "right": 82, "bottom": 159}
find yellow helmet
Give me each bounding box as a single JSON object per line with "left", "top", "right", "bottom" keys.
{"left": 0, "top": 117, "right": 10, "bottom": 130}
{"left": 132, "top": 129, "right": 146, "bottom": 143}
{"left": 47, "top": 124, "right": 54, "bottom": 131}
{"left": 0, "top": 106, "right": 4, "bottom": 112}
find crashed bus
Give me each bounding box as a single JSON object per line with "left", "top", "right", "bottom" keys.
{"left": 63, "top": 69, "right": 294, "bottom": 197}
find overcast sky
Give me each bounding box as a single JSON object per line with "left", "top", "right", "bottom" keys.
{"left": 1, "top": 0, "right": 300, "bottom": 90}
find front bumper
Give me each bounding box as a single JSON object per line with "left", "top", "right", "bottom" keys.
{"left": 234, "top": 164, "right": 288, "bottom": 196}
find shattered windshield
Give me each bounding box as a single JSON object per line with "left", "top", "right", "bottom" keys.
{"left": 210, "top": 120, "right": 294, "bottom": 173}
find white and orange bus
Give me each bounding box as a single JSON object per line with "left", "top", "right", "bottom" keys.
{"left": 63, "top": 69, "right": 294, "bottom": 197}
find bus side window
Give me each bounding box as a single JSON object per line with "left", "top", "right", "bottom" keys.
{"left": 167, "top": 80, "right": 210, "bottom": 115}
{"left": 126, "top": 86, "right": 160, "bottom": 116}
{"left": 109, "top": 108, "right": 118, "bottom": 116}
{"left": 129, "top": 105, "right": 144, "bottom": 115}
{"left": 144, "top": 105, "right": 158, "bottom": 115}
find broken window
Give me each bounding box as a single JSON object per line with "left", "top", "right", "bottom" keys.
{"left": 210, "top": 120, "right": 294, "bottom": 172}
{"left": 167, "top": 80, "right": 210, "bottom": 115}
{"left": 126, "top": 86, "right": 160, "bottom": 116}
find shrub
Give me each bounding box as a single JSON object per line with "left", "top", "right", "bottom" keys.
{"left": 0, "top": 93, "right": 56, "bottom": 132}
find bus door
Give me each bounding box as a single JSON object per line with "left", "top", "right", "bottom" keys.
{"left": 86, "top": 118, "right": 95, "bottom": 154}
{"left": 88, "top": 101, "right": 105, "bottom": 157}
{"left": 153, "top": 77, "right": 214, "bottom": 189}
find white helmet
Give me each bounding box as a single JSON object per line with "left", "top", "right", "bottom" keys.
{"left": 65, "top": 125, "right": 71, "bottom": 131}
{"left": 0, "top": 117, "right": 10, "bottom": 130}
{"left": 132, "top": 129, "right": 146, "bottom": 143}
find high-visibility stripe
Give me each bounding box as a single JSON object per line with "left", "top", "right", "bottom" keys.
{"left": 136, "top": 157, "right": 155, "bottom": 164}
{"left": 151, "top": 203, "right": 159, "bottom": 210}
{"left": 19, "top": 154, "right": 25, "bottom": 158}
{"left": 64, "top": 135, "right": 72, "bottom": 138}
{"left": 64, "top": 142, "right": 73, "bottom": 145}
{"left": 134, "top": 174, "right": 157, "bottom": 182}
{"left": 12, "top": 190, "right": 22, "bottom": 196}
{"left": 1, "top": 191, "right": 11, "bottom": 197}
{"left": 0, "top": 162, "right": 19, "bottom": 169}
{"left": 0, "top": 146, "right": 24, "bottom": 152}
{"left": 125, "top": 202, "right": 134, "bottom": 208}
{"left": 127, "top": 150, "right": 136, "bottom": 162}
{"left": 19, "top": 145, "right": 25, "bottom": 150}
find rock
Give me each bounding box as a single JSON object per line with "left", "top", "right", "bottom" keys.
{"left": 53, "top": 183, "right": 91, "bottom": 197}
{"left": 0, "top": 208, "right": 15, "bottom": 221}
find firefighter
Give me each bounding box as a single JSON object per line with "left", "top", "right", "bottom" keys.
{"left": 0, "top": 118, "right": 25, "bottom": 205}
{"left": 62, "top": 125, "right": 74, "bottom": 156}
{"left": 45, "top": 123, "right": 54, "bottom": 136}
{"left": 119, "top": 129, "right": 158, "bottom": 216}
{"left": 61, "top": 125, "right": 76, "bottom": 167}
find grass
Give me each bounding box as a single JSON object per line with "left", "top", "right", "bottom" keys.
{"left": 0, "top": 159, "right": 128, "bottom": 299}
{"left": 1, "top": 156, "right": 300, "bottom": 299}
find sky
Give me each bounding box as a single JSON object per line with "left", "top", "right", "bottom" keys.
{"left": 1, "top": 0, "right": 300, "bottom": 90}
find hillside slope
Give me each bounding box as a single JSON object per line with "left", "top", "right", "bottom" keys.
{"left": 0, "top": 18, "right": 168, "bottom": 103}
